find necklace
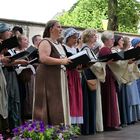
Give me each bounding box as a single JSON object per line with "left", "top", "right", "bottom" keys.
{"left": 49, "top": 38, "right": 59, "bottom": 45}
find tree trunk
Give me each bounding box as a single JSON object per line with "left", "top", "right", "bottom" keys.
{"left": 107, "top": 0, "right": 118, "bottom": 31}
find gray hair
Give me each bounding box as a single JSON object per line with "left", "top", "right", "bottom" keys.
{"left": 101, "top": 31, "right": 114, "bottom": 43}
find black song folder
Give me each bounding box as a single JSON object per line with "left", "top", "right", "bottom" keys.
{"left": 10, "top": 46, "right": 39, "bottom": 63}
{"left": 98, "top": 51, "right": 124, "bottom": 62}
{"left": 10, "top": 51, "right": 30, "bottom": 61}
{"left": 0, "top": 36, "right": 19, "bottom": 52}
{"left": 124, "top": 47, "right": 140, "bottom": 60}
{"left": 66, "top": 50, "right": 91, "bottom": 69}
{"left": 98, "top": 47, "right": 140, "bottom": 62}
{"left": 26, "top": 45, "right": 38, "bottom": 63}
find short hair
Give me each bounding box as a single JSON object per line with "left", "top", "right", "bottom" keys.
{"left": 82, "top": 29, "right": 97, "bottom": 43}
{"left": 12, "top": 26, "right": 23, "bottom": 34}
{"left": 32, "top": 34, "right": 41, "bottom": 44}
{"left": 101, "top": 31, "right": 114, "bottom": 43}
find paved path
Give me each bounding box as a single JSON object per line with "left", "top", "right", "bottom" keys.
{"left": 77, "top": 122, "right": 140, "bottom": 140}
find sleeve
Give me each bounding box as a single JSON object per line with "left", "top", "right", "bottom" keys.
{"left": 90, "top": 62, "right": 106, "bottom": 82}
{"left": 108, "top": 48, "right": 140, "bottom": 83}
{"left": 108, "top": 59, "right": 140, "bottom": 84}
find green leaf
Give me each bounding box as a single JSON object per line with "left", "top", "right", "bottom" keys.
{"left": 57, "top": 0, "right": 140, "bottom": 33}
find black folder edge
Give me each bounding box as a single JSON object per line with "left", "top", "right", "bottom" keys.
{"left": 10, "top": 51, "right": 30, "bottom": 61}
{"left": 97, "top": 47, "right": 140, "bottom": 62}
{"left": 26, "top": 46, "right": 38, "bottom": 61}
{"left": 0, "top": 36, "right": 19, "bottom": 52}
{"left": 26, "top": 45, "right": 38, "bottom": 54}
{"left": 98, "top": 51, "right": 124, "bottom": 62}
{"left": 124, "top": 47, "right": 140, "bottom": 60}
{"left": 65, "top": 47, "right": 140, "bottom": 68}
{"left": 66, "top": 52, "right": 91, "bottom": 69}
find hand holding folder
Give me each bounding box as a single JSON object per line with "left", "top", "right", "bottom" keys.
{"left": 10, "top": 45, "right": 39, "bottom": 64}
{"left": 65, "top": 50, "right": 91, "bottom": 69}
{"left": 65, "top": 47, "right": 140, "bottom": 69}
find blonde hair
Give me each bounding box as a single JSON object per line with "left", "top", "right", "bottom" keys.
{"left": 123, "top": 37, "right": 130, "bottom": 50}
{"left": 81, "top": 29, "right": 97, "bottom": 43}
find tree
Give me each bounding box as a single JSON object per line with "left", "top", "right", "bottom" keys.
{"left": 117, "top": 0, "right": 140, "bottom": 33}
{"left": 107, "top": 0, "right": 118, "bottom": 30}
{"left": 57, "top": 0, "right": 140, "bottom": 33}
{"left": 57, "top": 0, "right": 108, "bottom": 29}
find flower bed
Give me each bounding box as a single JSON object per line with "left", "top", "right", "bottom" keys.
{"left": 11, "top": 120, "right": 80, "bottom": 140}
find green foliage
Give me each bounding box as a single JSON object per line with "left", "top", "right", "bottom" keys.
{"left": 117, "top": 0, "right": 140, "bottom": 33}
{"left": 58, "top": 0, "right": 107, "bottom": 29}
{"left": 57, "top": 0, "right": 140, "bottom": 33}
